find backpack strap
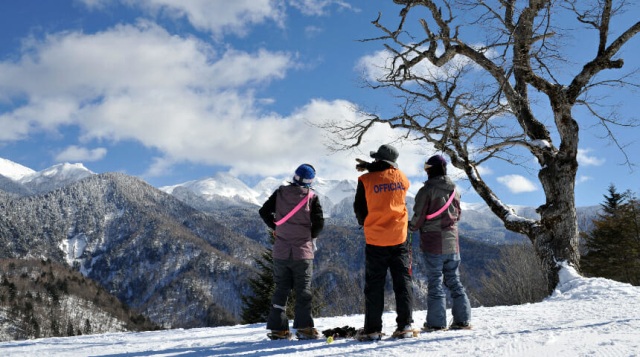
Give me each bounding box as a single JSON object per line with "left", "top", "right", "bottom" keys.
{"left": 274, "top": 190, "right": 315, "bottom": 226}
{"left": 425, "top": 188, "right": 456, "bottom": 220}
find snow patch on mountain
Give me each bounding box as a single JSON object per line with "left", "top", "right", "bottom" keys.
{"left": 20, "top": 163, "right": 94, "bottom": 194}
{"left": 312, "top": 178, "right": 357, "bottom": 206}
{"left": 0, "top": 158, "right": 95, "bottom": 196}
{"left": 461, "top": 201, "right": 491, "bottom": 212}
{"left": 0, "top": 157, "right": 35, "bottom": 180}
{"left": 162, "top": 174, "right": 362, "bottom": 212}
{"left": 160, "top": 172, "right": 261, "bottom": 206}
{"left": 60, "top": 233, "right": 89, "bottom": 267}
{"left": 251, "top": 177, "right": 287, "bottom": 204}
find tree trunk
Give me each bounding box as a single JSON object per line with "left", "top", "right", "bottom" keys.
{"left": 531, "top": 152, "right": 580, "bottom": 293}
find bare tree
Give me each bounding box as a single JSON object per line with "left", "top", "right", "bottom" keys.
{"left": 475, "top": 243, "right": 549, "bottom": 307}
{"left": 325, "top": 1, "right": 639, "bottom": 293}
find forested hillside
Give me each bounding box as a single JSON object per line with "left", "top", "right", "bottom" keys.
{"left": 0, "top": 258, "right": 157, "bottom": 341}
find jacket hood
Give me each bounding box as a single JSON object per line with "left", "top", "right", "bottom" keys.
{"left": 425, "top": 175, "right": 455, "bottom": 191}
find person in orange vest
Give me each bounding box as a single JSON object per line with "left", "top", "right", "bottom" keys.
{"left": 353, "top": 144, "right": 414, "bottom": 341}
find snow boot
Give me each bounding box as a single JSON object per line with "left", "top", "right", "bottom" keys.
{"left": 391, "top": 325, "right": 418, "bottom": 339}
{"left": 267, "top": 330, "right": 293, "bottom": 340}
{"left": 295, "top": 327, "right": 320, "bottom": 340}
{"left": 449, "top": 321, "right": 472, "bottom": 330}
{"left": 421, "top": 323, "right": 448, "bottom": 332}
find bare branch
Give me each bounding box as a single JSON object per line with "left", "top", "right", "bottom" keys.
{"left": 566, "top": 2, "right": 640, "bottom": 102}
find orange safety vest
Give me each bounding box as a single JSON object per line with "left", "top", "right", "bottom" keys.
{"left": 358, "top": 167, "right": 410, "bottom": 246}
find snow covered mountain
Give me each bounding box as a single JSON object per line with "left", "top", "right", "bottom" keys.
{"left": 251, "top": 177, "right": 288, "bottom": 204}
{"left": 161, "top": 172, "right": 262, "bottom": 206}
{"left": 0, "top": 156, "right": 599, "bottom": 244}
{"left": 19, "top": 163, "right": 94, "bottom": 194}
{"left": 160, "top": 174, "right": 361, "bottom": 219}
{"left": 0, "top": 159, "right": 94, "bottom": 196}
{"left": 0, "top": 157, "right": 35, "bottom": 180}
{"left": 159, "top": 171, "right": 601, "bottom": 243}
{"left": 0, "top": 158, "right": 37, "bottom": 196}
{"left": 0, "top": 171, "right": 264, "bottom": 331}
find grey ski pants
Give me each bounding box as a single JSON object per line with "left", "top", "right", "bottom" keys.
{"left": 266, "top": 257, "right": 314, "bottom": 331}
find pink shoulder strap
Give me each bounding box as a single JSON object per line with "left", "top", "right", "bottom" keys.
{"left": 274, "top": 190, "right": 315, "bottom": 226}
{"left": 426, "top": 188, "right": 456, "bottom": 220}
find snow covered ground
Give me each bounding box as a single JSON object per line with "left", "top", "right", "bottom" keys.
{"left": 1, "top": 264, "right": 638, "bottom": 356}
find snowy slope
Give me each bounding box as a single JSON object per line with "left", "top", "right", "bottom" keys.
{"left": 161, "top": 172, "right": 262, "bottom": 206}
{"left": 19, "top": 163, "right": 94, "bottom": 194}
{"left": 162, "top": 175, "right": 359, "bottom": 209}
{"left": 312, "top": 177, "right": 357, "bottom": 205}
{"left": 0, "top": 158, "right": 94, "bottom": 196}
{"left": 1, "top": 264, "right": 638, "bottom": 356}
{"left": 0, "top": 158, "right": 35, "bottom": 180}
{"left": 250, "top": 177, "right": 285, "bottom": 204}
{"left": 162, "top": 175, "right": 362, "bottom": 217}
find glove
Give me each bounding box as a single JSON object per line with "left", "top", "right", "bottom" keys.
{"left": 355, "top": 158, "right": 369, "bottom": 172}
{"left": 312, "top": 238, "right": 318, "bottom": 252}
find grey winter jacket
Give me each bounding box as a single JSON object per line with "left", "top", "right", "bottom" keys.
{"left": 259, "top": 184, "right": 324, "bottom": 260}
{"left": 409, "top": 175, "right": 461, "bottom": 254}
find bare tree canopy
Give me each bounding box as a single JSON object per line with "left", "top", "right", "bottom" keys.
{"left": 325, "top": 0, "right": 640, "bottom": 292}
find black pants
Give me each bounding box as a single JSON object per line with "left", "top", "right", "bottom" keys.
{"left": 266, "top": 258, "right": 314, "bottom": 331}
{"left": 363, "top": 241, "right": 414, "bottom": 333}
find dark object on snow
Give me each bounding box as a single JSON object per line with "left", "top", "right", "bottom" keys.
{"left": 321, "top": 325, "right": 357, "bottom": 338}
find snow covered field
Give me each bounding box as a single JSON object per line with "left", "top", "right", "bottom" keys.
{"left": 1, "top": 264, "right": 638, "bottom": 356}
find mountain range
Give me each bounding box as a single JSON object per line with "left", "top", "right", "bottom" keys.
{"left": 0, "top": 157, "right": 599, "bottom": 237}
{"left": 0, "top": 157, "right": 601, "bottom": 340}
{"left": 158, "top": 170, "right": 599, "bottom": 243}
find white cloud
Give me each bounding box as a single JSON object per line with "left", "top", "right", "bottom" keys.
{"left": 0, "top": 111, "right": 32, "bottom": 141}
{"left": 55, "top": 146, "right": 107, "bottom": 162}
{"left": 79, "top": 0, "right": 360, "bottom": 37}
{"left": 356, "top": 48, "right": 472, "bottom": 83}
{"left": 476, "top": 165, "right": 493, "bottom": 177}
{"left": 145, "top": 156, "right": 175, "bottom": 178}
{"left": 576, "top": 175, "right": 592, "bottom": 184}
{"left": 355, "top": 50, "right": 389, "bottom": 82}
{"left": 79, "top": 0, "right": 111, "bottom": 10}
{"left": 79, "top": 0, "right": 285, "bottom": 37}
{"left": 230, "top": 98, "right": 430, "bottom": 182}
{"left": 289, "top": 0, "right": 355, "bottom": 16}
{"left": 0, "top": 22, "right": 302, "bottom": 174}
{"left": 497, "top": 174, "right": 538, "bottom": 194}
{"left": 0, "top": 19, "right": 439, "bottom": 183}
{"left": 578, "top": 148, "right": 605, "bottom": 166}
{"left": 304, "top": 26, "right": 323, "bottom": 38}
{"left": 0, "top": 7, "right": 465, "bottom": 185}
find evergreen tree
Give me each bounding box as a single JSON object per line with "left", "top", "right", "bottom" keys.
{"left": 581, "top": 186, "right": 640, "bottom": 285}
{"left": 241, "top": 229, "right": 291, "bottom": 324}
{"left": 66, "top": 321, "right": 75, "bottom": 336}
{"left": 600, "top": 184, "right": 627, "bottom": 216}
{"left": 83, "top": 319, "right": 92, "bottom": 335}
{"left": 241, "top": 229, "right": 323, "bottom": 324}
{"left": 240, "top": 245, "right": 274, "bottom": 324}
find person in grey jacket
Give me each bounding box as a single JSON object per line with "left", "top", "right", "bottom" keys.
{"left": 258, "top": 163, "right": 324, "bottom": 340}
{"left": 409, "top": 155, "right": 471, "bottom": 331}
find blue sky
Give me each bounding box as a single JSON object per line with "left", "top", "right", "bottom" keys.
{"left": 0, "top": 1, "right": 638, "bottom": 208}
